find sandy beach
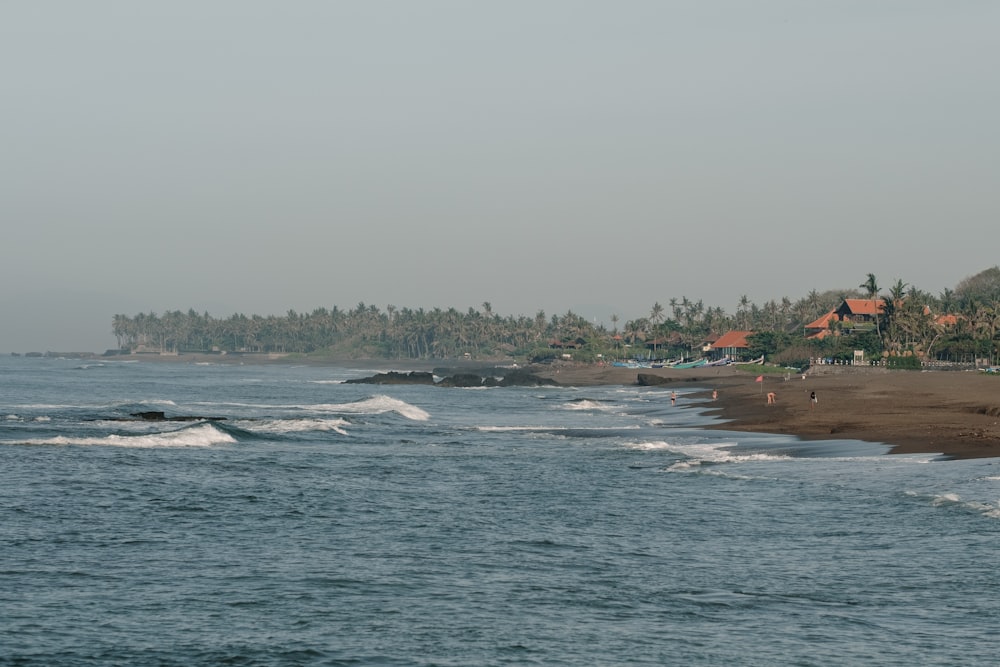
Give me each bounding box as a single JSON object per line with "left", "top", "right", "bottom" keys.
{"left": 533, "top": 363, "right": 1000, "bottom": 460}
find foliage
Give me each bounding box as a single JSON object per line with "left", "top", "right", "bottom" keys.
{"left": 109, "top": 267, "right": 1000, "bottom": 364}
{"left": 769, "top": 344, "right": 815, "bottom": 370}
{"left": 885, "top": 355, "right": 922, "bottom": 370}
{"left": 953, "top": 266, "right": 1000, "bottom": 308}
{"left": 746, "top": 331, "right": 793, "bottom": 360}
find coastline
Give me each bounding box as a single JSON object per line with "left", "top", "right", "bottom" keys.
{"left": 86, "top": 353, "right": 1000, "bottom": 460}
{"left": 532, "top": 363, "right": 1000, "bottom": 460}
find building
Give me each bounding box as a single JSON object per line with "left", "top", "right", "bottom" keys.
{"left": 709, "top": 330, "right": 754, "bottom": 361}
{"left": 834, "top": 299, "right": 885, "bottom": 333}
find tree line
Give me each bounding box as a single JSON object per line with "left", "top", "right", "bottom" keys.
{"left": 111, "top": 267, "right": 1000, "bottom": 365}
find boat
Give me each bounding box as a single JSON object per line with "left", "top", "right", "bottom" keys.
{"left": 612, "top": 361, "right": 652, "bottom": 369}
{"left": 672, "top": 358, "right": 708, "bottom": 369}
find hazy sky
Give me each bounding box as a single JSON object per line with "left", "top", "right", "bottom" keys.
{"left": 3, "top": 1, "right": 998, "bottom": 352}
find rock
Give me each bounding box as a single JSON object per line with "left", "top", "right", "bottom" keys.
{"left": 637, "top": 373, "right": 703, "bottom": 386}
{"left": 125, "top": 411, "right": 226, "bottom": 421}
{"left": 435, "top": 373, "right": 485, "bottom": 387}
{"left": 344, "top": 371, "right": 436, "bottom": 385}
{"left": 132, "top": 410, "right": 167, "bottom": 420}
{"left": 637, "top": 373, "right": 673, "bottom": 386}
{"left": 343, "top": 369, "right": 558, "bottom": 388}
{"left": 497, "top": 370, "right": 559, "bottom": 387}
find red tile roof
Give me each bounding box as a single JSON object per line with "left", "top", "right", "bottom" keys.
{"left": 806, "top": 329, "right": 834, "bottom": 340}
{"left": 935, "top": 314, "right": 959, "bottom": 327}
{"left": 841, "top": 299, "right": 885, "bottom": 315}
{"left": 805, "top": 310, "right": 839, "bottom": 330}
{"left": 711, "top": 330, "right": 753, "bottom": 349}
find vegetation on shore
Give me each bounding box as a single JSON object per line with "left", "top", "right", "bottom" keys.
{"left": 110, "top": 267, "right": 1000, "bottom": 366}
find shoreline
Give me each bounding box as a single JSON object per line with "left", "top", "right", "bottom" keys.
{"left": 51, "top": 353, "right": 1000, "bottom": 460}
{"left": 532, "top": 363, "right": 1000, "bottom": 460}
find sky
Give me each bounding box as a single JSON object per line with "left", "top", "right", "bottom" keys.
{"left": 2, "top": 1, "right": 998, "bottom": 352}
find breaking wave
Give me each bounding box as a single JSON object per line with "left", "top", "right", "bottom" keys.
{"left": 11, "top": 423, "right": 236, "bottom": 448}
{"left": 312, "top": 395, "right": 429, "bottom": 421}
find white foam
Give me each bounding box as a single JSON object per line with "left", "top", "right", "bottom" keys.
{"left": 931, "top": 493, "right": 962, "bottom": 506}
{"left": 475, "top": 425, "right": 639, "bottom": 433}
{"left": 313, "top": 395, "right": 430, "bottom": 421}
{"left": 908, "top": 490, "right": 1000, "bottom": 520}
{"left": 562, "top": 400, "right": 618, "bottom": 411}
{"left": 477, "top": 425, "right": 551, "bottom": 432}
{"left": 249, "top": 418, "right": 351, "bottom": 436}
{"left": 624, "top": 440, "right": 793, "bottom": 469}
{"left": 16, "top": 423, "right": 236, "bottom": 448}
{"left": 627, "top": 440, "right": 674, "bottom": 451}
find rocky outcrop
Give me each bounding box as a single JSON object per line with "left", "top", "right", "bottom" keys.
{"left": 435, "top": 373, "right": 488, "bottom": 388}
{"left": 496, "top": 370, "right": 559, "bottom": 387}
{"left": 100, "top": 411, "right": 228, "bottom": 422}
{"left": 344, "top": 369, "right": 559, "bottom": 387}
{"left": 343, "top": 371, "right": 436, "bottom": 385}
{"left": 636, "top": 373, "right": 705, "bottom": 386}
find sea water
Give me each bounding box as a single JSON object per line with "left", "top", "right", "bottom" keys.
{"left": 1, "top": 356, "right": 998, "bottom": 666}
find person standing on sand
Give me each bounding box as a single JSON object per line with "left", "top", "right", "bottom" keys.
{"left": 810, "top": 391, "right": 817, "bottom": 409}
{"left": 767, "top": 392, "right": 776, "bottom": 405}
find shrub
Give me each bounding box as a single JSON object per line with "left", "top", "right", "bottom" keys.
{"left": 886, "top": 355, "right": 922, "bottom": 370}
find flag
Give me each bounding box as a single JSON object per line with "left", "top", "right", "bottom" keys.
{"left": 755, "top": 375, "right": 763, "bottom": 382}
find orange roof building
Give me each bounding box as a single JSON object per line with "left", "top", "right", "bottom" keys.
{"left": 710, "top": 330, "right": 754, "bottom": 360}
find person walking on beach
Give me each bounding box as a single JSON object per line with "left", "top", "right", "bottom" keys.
{"left": 810, "top": 391, "right": 817, "bottom": 409}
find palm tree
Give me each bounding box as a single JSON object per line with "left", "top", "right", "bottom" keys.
{"left": 859, "top": 274, "right": 882, "bottom": 342}
{"left": 860, "top": 273, "right": 879, "bottom": 299}
{"left": 649, "top": 302, "right": 665, "bottom": 356}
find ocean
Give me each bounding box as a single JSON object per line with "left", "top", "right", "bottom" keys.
{"left": 1, "top": 356, "right": 998, "bottom": 666}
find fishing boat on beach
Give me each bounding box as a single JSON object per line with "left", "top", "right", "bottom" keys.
{"left": 672, "top": 358, "right": 708, "bottom": 369}
{"left": 612, "top": 361, "right": 652, "bottom": 369}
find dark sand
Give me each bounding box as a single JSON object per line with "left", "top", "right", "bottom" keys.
{"left": 533, "top": 363, "right": 1000, "bottom": 460}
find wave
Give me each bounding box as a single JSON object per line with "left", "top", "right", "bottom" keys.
{"left": 623, "top": 440, "right": 793, "bottom": 470}
{"left": 907, "top": 490, "right": 1000, "bottom": 520}
{"left": 243, "top": 418, "right": 351, "bottom": 436}
{"left": 471, "top": 425, "right": 642, "bottom": 441}
{"left": 11, "top": 423, "right": 236, "bottom": 448}
{"left": 312, "top": 395, "right": 430, "bottom": 421}
{"left": 561, "top": 398, "right": 620, "bottom": 412}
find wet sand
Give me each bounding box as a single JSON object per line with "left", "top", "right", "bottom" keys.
{"left": 534, "top": 363, "right": 1000, "bottom": 459}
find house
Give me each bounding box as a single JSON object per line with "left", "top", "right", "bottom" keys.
{"left": 804, "top": 310, "right": 839, "bottom": 340}
{"left": 934, "top": 313, "right": 960, "bottom": 327}
{"left": 834, "top": 299, "right": 885, "bottom": 332}
{"left": 804, "top": 299, "right": 961, "bottom": 341}
{"left": 709, "top": 330, "right": 754, "bottom": 360}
